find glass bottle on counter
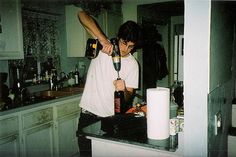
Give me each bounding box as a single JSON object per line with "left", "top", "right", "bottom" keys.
{"left": 74, "top": 65, "right": 80, "bottom": 86}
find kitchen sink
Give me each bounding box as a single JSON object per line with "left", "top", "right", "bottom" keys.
{"left": 3, "top": 88, "right": 82, "bottom": 110}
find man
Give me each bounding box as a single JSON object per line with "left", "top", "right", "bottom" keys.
{"left": 76, "top": 9, "right": 142, "bottom": 157}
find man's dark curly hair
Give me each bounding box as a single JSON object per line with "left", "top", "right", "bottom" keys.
{"left": 118, "top": 21, "right": 142, "bottom": 48}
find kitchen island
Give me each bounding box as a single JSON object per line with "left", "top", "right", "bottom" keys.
{"left": 82, "top": 114, "right": 184, "bottom": 157}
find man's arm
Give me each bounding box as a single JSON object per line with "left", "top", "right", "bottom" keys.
{"left": 77, "top": 10, "right": 113, "bottom": 55}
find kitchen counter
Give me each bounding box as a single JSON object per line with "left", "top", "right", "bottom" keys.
{"left": 0, "top": 91, "right": 82, "bottom": 116}
{"left": 0, "top": 89, "right": 82, "bottom": 157}
{"left": 82, "top": 114, "right": 182, "bottom": 157}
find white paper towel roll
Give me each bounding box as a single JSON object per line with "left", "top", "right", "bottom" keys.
{"left": 147, "top": 87, "right": 170, "bottom": 140}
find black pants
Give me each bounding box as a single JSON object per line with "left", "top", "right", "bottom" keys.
{"left": 76, "top": 111, "right": 102, "bottom": 157}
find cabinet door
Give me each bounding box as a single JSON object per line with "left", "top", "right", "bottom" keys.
{"left": 99, "top": 11, "right": 122, "bottom": 39}
{"left": 65, "top": 5, "right": 89, "bottom": 57}
{"left": 0, "top": 0, "right": 23, "bottom": 60}
{"left": 55, "top": 99, "right": 80, "bottom": 157}
{"left": 57, "top": 116, "right": 79, "bottom": 157}
{"left": 0, "top": 135, "right": 20, "bottom": 157}
{"left": 0, "top": 115, "right": 20, "bottom": 157}
{"left": 21, "top": 107, "right": 54, "bottom": 157}
{"left": 22, "top": 123, "right": 54, "bottom": 157}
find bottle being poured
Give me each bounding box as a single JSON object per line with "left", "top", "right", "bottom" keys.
{"left": 111, "top": 38, "right": 125, "bottom": 115}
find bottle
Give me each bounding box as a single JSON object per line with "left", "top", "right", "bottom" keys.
{"left": 114, "top": 78, "right": 125, "bottom": 115}
{"left": 12, "top": 67, "right": 23, "bottom": 104}
{"left": 49, "top": 69, "right": 57, "bottom": 91}
{"left": 133, "top": 103, "right": 146, "bottom": 117}
{"left": 68, "top": 71, "right": 75, "bottom": 86}
{"left": 12, "top": 68, "right": 21, "bottom": 94}
{"left": 74, "top": 65, "right": 80, "bottom": 86}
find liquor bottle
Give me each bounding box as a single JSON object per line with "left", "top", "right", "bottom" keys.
{"left": 114, "top": 78, "right": 125, "bottom": 115}
{"left": 74, "top": 65, "right": 80, "bottom": 86}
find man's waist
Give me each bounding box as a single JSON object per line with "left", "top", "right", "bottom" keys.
{"left": 81, "top": 108, "right": 101, "bottom": 117}
{"left": 81, "top": 108, "right": 113, "bottom": 118}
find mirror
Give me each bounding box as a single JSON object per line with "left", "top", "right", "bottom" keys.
{"left": 21, "top": 1, "right": 61, "bottom": 82}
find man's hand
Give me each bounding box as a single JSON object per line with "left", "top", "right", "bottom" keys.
{"left": 113, "top": 79, "right": 135, "bottom": 103}
{"left": 100, "top": 39, "right": 113, "bottom": 55}
{"left": 113, "top": 79, "right": 126, "bottom": 91}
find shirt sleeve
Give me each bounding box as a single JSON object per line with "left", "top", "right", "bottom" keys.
{"left": 125, "top": 60, "right": 139, "bottom": 89}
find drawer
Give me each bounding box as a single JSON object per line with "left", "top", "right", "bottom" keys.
{"left": 0, "top": 116, "right": 19, "bottom": 138}
{"left": 22, "top": 108, "right": 53, "bottom": 130}
{"left": 57, "top": 100, "right": 80, "bottom": 118}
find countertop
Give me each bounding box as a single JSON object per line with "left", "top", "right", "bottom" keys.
{"left": 0, "top": 92, "right": 82, "bottom": 116}
{"left": 0, "top": 84, "right": 84, "bottom": 116}
{"left": 82, "top": 113, "right": 178, "bottom": 152}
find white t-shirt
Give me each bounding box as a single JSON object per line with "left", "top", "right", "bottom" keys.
{"left": 79, "top": 51, "right": 139, "bottom": 117}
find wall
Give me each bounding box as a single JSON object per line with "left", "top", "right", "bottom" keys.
{"left": 208, "top": 80, "right": 233, "bottom": 157}
{"left": 210, "top": 2, "right": 234, "bottom": 90}
{"left": 184, "top": 1, "right": 211, "bottom": 156}
{"left": 208, "top": 1, "right": 236, "bottom": 156}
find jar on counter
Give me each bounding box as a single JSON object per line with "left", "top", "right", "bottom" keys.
{"left": 68, "top": 71, "right": 75, "bottom": 86}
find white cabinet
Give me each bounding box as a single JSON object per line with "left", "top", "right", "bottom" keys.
{"left": 65, "top": 5, "right": 122, "bottom": 57}
{"left": 21, "top": 107, "right": 54, "bottom": 157}
{"left": 0, "top": 0, "right": 23, "bottom": 60}
{"left": 0, "top": 115, "right": 20, "bottom": 157}
{"left": 65, "top": 5, "right": 90, "bottom": 57}
{"left": 0, "top": 96, "right": 81, "bottom": 157}
{"left": 55, "top": 100, "right": 80, "bottom": 157}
